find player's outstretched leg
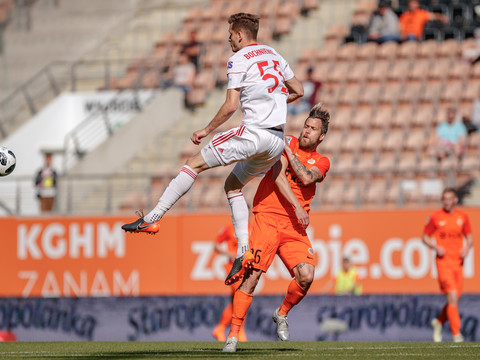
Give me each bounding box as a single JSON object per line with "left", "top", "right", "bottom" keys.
{"left": 121, "top": 211, "right": 159, "bottom": 234}
{"left": 122, "top": 165, "right": 198, "bottom": 234}
{"left": 225, "top": 251, "right": 255, "bottom": 285}
{"left": 272, "top": 307, "right": 290, "bottom": 341}
{"left": 222, "top": 336, "right": 238, "bottom": 353}
{"left": 431, "top": 318, "right": 443, "bottom": 342}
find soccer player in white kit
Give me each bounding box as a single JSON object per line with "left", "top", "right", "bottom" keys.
{"left": 122, "top": 13, "right": 304, "bottom": 285}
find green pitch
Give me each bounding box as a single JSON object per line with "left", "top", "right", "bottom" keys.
{"left": 0, "top": 341, "right": 479, "bottom": 359}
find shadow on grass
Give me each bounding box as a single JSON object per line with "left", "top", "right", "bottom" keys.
{"left": 24, "top": 347, "right": 303, "bottom": 359}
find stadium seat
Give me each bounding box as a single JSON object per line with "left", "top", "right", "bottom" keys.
{"left": 359, "top": 81, "right": 382, "bottom": 105}
{"left": 388, "top": 58, "right": 411, "bottom": 81}
{"left": 362, "top": 178, "right": 388, "bottom": 207}
{"left": 355, "top": 150, "right": 378, "bottom": 174}
{"left": 371, "top": 101, "right": 394, "bottom": 130}
{"left": 367, "top": 59, "right": 390, "bottom": 83}
{"left": 335, "top": 151, "right": 357, "bottom": 174}
{"left": 409, "top": 58, "right": 431, "bottom": 80}
{"left": 397, "top": 150, "right": 419, "bottom": 174}
{"left": 440, "top": 78, "right": 463, "bottom": 103}
{"left": 363, "top": 129, "right": 384, "bottom": 153}
{"left": 347, "top": 60, "right": 371, "bottom": 84}
{"left": 376, "top": 151, "right": 398, "bottom": 174}
{"left": 418, "top": 39, "right": 440, "bottom": 58}
{"left": 382, "top": 128, "right": 405, "bottom": 153}
{"left": 397, "top": 41, "right": 419, "bottom": 59}
{"left": 379, "top": 80, "right": 402, "bottom": 104}
{"left": 320, "top": 128, "right": 343, "bottom": 158}
{"left": 351, "top": 104, "right": 373, "bottom": 130}
{"left": 376, "top": 41, "right": 398, "bottom": 60}
{"left": 337, "top": 43, "right": 359, "bottom": 61}
{"left": 356, "top": 41, "right": 378, "bottom": 61}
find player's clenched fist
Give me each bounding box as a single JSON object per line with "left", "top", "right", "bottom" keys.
{"left": 191, "top": 128, "right": 209, "bottom": 145}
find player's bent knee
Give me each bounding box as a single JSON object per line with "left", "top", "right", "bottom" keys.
{"left": 224, "top": 173, "right": 244, "bottom": 194}
{"left": 295, "top": 263, "right": 315, "bottom": 289}
{"left": 186, "top": 152, "right": 211, "bottom": 173}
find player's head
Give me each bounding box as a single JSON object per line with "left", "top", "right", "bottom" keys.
{"left": 342, "top": 256, "right": 351, "bottom": 270}
{"left": 446, "top": 107, "right": 456, "bottom": 123}
{"left": 441, "top": 187, "right": 458, "bottom": 212}
{"left": 228, "top": 13, "right": 260, "bottom": 52}
{"left": 408, "top": 0, "right": 419, "bottom": 11}
{"left": 44, "top": 152, "right": 53, "bottom": 166}
{"left": 298, "top": 103, "right": 330, "bottom": 150}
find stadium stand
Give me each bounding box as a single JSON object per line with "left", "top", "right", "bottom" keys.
{"left": 2, "top": 0, "right": 480, "bottom": 215}
{"left": 112, "top": 15, "right": 480, "bottom": 212}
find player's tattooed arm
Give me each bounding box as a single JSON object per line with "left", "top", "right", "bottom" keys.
{"left": 272, "top": 157, "right": 309, "bottom": 228}
{"left": 284, "top": 145, "right": 323, "bottom": 185}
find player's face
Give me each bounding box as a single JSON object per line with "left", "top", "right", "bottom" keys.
{"left": 228, "top": 25, "right": 241, "bottom": 52}
{"left": 441, "top": 191, "right": 458, "bottom": 213}
{"left": 299, "top": 118, "right": 325, "bottom": 150}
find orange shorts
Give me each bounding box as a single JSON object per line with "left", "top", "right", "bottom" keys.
{"left": 249, "top": 212, "right": 315, "bottom": 277}
{"left": 436, "top": 263, "right": 463, "bottom": 296}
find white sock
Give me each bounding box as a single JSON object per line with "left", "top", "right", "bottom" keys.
{"left": 144, "top": 165, "right": 197, "bottom": 223}
{"left": 227, "top": 192, "right": 249, "bottom": 257}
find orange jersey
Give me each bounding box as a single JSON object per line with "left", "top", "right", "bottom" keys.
{"left": 423, "top": 209, "right": 472, "bottom": 266}
{"left": 253, "top": 135, "right": 330, "bottom": 218}
{"left": 399, "top": 9, "right": 431, "bottom": 39}
{"left": 216, "top": 223, "right": 237, "bottom": 259}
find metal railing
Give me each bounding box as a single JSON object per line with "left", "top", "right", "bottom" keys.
{"left": 0, "top": 173, "right": 153, "bottom": 216}
{"left": 62, "top": 88, "right": 158, "bottom": 172}
{"left": 0, "top": 58, "right": 166, "bottom": 139}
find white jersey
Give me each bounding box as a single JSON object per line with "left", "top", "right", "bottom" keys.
{"left": 227, "top": 44, "right": 294, "bottom": 129}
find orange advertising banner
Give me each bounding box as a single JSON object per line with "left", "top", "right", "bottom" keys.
{"left": 0, "top": 209, "right": 479, "bottom": 297}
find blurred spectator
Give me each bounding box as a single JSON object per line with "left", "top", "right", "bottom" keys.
{"left": 462, "top": 28, "right": 480, "bottom": 65}
{"left": 212, "top": 222, "right": 248, "bottom": 342}
{"left": 0, "top": 331, "right": 16, "bottom": 341}
{"left": 429, "top": 107, "right": 467, "bottom": 161}
{"left": 35, "top": 152, "right": 57, "bottom": 213}
{"left": 182, "top": 29, "right": 202, "bottom": 70}
{"left": 472, "top": 98, "right": 480, "bottom": 128}
{"left": 172, "top": 52, "right": 196, "bottom": 110}
{"left": 322, "top": 256, "right": 362, "bottom": 295}
{"left": 399, "top": 0, "right": 448, "bottom": 41}
{"left": 368, "top": 0, "right": 401, "bottom": 44}
{"left": 334, "top": 256, "right": 362, "bottom": 295}
{"left": 462, "top": 115, "right": 478, "bottom": 135}
{"left": 288, "top": 67, "right": 321, "bottom": 115}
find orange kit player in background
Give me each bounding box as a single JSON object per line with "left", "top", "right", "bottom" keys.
{"left": 223, "top": 103, "right": 330, "bottom": 352}
{"left": 422, "top": 188, "right": 474, "bottom": 343}
{"left": 212, "top": 222, "right": 248, "bottom": 342}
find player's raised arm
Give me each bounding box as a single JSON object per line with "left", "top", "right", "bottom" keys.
{"left": 285, "top": 76, "right": 304, "bottom": 104}
{"left": 272, "top": 157, "right": 309, "bottom": 228}
{"left": 191, "top": 88, "right": 240, "bottom": 144}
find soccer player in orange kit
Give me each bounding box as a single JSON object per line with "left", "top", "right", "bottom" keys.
{"left": 223, "top": 103, "right": 330, "bottom": 352}
{"left": 422, "top": 188, "right": 474, "bottom": 343}
{"left": 212, "top": 222, "right": 248, "bottom": 342}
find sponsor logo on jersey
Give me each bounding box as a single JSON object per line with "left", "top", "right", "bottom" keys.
{"left": 308, "top": 248, "right": 314, "bottom": 255}
{"left": 439, "top": 221, "right": 446, "bottom": 226}
{"left": 457, "top": 218, "right": 463, "bottom": 226}
{"left": 308, "top": 158, "right": 315, "bottom": 164}
{"left": 227, "top": 61, "right": 233, "bottom": 69}
{"left": 285, "top": 135, "right": 292, "bottom": 144}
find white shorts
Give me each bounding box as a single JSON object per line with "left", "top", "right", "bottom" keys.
{"left": 201, "top": 125, "right": 284, "bottom": 185}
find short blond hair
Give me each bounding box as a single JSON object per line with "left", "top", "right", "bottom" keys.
{"left": 308, "top": 103, "right": 330, "bottom": 135}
